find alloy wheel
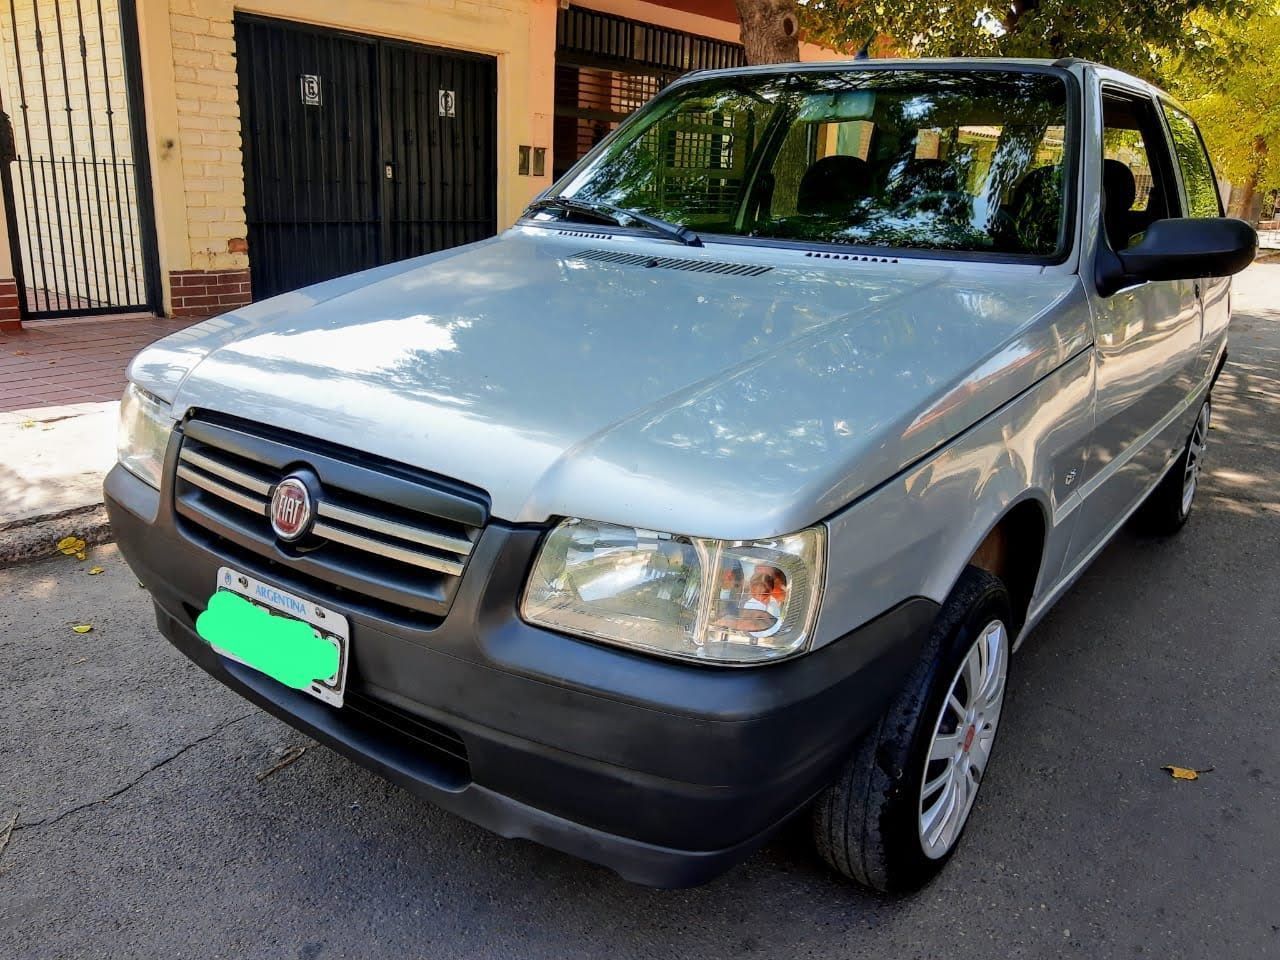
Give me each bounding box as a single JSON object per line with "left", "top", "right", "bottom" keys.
{"left": 917, "top": 618, "right": 1009, "bottom": 860}
{"left": 1181, "top": 401, "right": 1211, "bottom": 517}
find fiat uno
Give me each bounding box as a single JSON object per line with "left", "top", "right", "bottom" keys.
{"left": 107, "top": 58, "right": 1256, "bottom": 892}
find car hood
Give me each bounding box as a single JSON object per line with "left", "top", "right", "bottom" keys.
{"left": 143, "top": 229, "right": 1091, "bottom": 539}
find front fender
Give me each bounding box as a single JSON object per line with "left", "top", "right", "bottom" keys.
{"left": 813, "top": 347, "right": 1095, "bottom": 649}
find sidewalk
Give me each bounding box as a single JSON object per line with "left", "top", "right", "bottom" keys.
{"left": 0, "top": 314, "right": 196, "bottom": 563}
{"left": 0, "top": 313, "right": 191, "bottom": 412}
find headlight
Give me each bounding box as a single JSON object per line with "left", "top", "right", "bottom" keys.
{"left": 522, "top": 519, "right": 825, "bottom": 665}
{"left": 117, "top": 383, "right": 175, "bottom": 489}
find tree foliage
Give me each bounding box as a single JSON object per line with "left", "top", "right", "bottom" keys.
{"left": 1159, "top": 4, "right": 1280, "bottom": 202}
{"left": 789, "top": 0, "right": 1277, "bottom": 208}
{"left": 798, "top": 0, "right": 1251, "bottom": 82}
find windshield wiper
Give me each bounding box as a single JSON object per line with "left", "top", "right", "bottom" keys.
{"left": 525, "top": 196, "right": 703, "bottom": 247}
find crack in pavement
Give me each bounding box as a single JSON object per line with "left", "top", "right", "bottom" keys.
{"left": 9, "top": 711, "right": 258, "bottom": 837}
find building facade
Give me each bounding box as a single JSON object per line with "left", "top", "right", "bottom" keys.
{"left": 0, "top": 0, "right": 837, "bottom": 329}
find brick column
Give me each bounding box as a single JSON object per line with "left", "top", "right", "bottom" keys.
{"left": 0, "top": 278, "right": 20, "bottom": 331}
{"left": 135, "top": 0, "right": 251, "bottom": 319}
{"left": 0, "top": 167, "right": 20, "bottom": 330}
{"left": 169, "top": 268, "right": 251, "bottom": 319}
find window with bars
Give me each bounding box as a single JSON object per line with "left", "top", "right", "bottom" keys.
{"left": 552, "top": 7, "right": 745, "bottom": 180}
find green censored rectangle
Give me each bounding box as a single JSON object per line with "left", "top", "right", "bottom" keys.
{"left": 196, "top": 590, "right": 339, "bottom": 690}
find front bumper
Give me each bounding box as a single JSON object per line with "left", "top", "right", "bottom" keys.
{"left": 106, "top": 462, "right": 936, "bottom": 887}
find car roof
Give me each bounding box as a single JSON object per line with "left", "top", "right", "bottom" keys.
{"left": 679, "top": 57, "right": 1169, "bottom": 99}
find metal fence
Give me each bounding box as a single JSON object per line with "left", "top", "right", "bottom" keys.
{"left": 0, "top": 0, "right": 159, "bottom": 319}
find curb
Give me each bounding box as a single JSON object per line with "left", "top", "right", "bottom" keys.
{"left": 0, "top": 503, "right": 113, "bottom": 567}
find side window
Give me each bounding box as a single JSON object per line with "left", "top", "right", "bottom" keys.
{"left": 1162, "top": 105, "right": 1223, "bottom": 218}
{"left": 1100, "top": 91, "right": 1182, "bottom": 250}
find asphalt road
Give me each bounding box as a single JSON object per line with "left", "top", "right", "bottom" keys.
{"left": 2, "top": 264, "right": 1278, "bottom": 960}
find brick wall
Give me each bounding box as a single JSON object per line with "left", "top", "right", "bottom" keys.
{"left": 168, "top": 268, "right": 251, "bottom": 318}
{"left": 0, "top": 279, "right": 20, "bottom": 331}
{"left": 168, "top": 1, "right": 249, "bottom": 274}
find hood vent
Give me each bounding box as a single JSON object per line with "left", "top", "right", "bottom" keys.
{"left": 571, "top": 248, "right": 772, "bottom": 277}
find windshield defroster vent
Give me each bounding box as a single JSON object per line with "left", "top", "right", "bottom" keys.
{"left": 570, "top": 249, "right": 772, "bottom": 277}
{"left": 804, "top": 251, "right": 899, "bottom": 264}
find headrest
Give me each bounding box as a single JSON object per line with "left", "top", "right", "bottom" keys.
{"left": 1103, "top": 158, "right": 1137, "bottom": 214}
{"left": 796, "top": 155, "right": 871, "bottom": 216}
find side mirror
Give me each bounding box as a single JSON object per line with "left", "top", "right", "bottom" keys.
{"left": 1095, "top": 217, "right": 1257, "bottom": 297}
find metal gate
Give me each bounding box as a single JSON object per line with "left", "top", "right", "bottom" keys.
{"left": 235, "top": 15, "right": 497, "bottom": 300}
{"left": 553, "top": 7, "right": 744, "bottom": 180}
{"left": 0, "top": 0, "right": 160, "bottom": 319}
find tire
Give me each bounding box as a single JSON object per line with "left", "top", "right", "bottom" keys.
{"left": 1134, "top": 396, "right": 1211, "bottom": 536}
{"left": 811, "top": 566, "right": 1012, "bottom": 893}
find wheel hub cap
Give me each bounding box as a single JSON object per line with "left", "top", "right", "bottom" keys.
{"left": 917, "top": 619, "right": 1009, "bottom": 861}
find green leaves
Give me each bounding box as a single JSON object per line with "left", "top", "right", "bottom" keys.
{"left": 798, "top": 0, "right": 1278, "bottom": 207}
{"left": 1158, "top": 5, "right": 1280, "bottom": 196}
{"left": 800, "top": 0, "right": 1256, "bottom": 85}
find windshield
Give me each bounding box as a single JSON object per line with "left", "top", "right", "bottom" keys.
{"left": 549, "top": 69, "right": 1072, "bottom": 258}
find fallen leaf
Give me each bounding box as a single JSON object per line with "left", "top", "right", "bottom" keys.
{"left": 88, "top": 566, "right": 105, "bottom": 575}
{"left": 13, "top": 349, "right": 28, "bottom": 355}
{"left": 19, "top": 419, "right": 36, "bottom": 429}
{"left": 71, "top": 624, "right": 93, "bottom": 634}
{"left": 1162, "top": 764, "right": 1212, "bottom": 781}
{"left": 56, "top": 536, "right": 86, "bottom": 557}
{"left": 256, "top": 745, "right": 307, "bottom": 782}
{"left": 75, "top": 551, "right": 86, "bottom": 561}
{"left": 69, "top": 657, "right": 88, "bottom": 665}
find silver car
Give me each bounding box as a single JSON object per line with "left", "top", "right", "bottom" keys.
{"left": 107, "top": 58, "right": 1256, "bottom": 892}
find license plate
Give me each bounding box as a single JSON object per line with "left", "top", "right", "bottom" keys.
{"left": 213, "top": 566, "right": 350, "bottom": 707}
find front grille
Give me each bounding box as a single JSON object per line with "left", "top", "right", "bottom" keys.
{"left": 173, "top": 415, "right": 489, "bottom": 621}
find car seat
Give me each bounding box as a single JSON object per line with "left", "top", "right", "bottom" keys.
{"left": 796, "top": 155, "right": 871, "bottom": 218}
{"left": 1102, "top": 158, "right": 1139, "bottom": 250}
{"left": 1001, "top": 165, "right": 1063, "bottom": 252}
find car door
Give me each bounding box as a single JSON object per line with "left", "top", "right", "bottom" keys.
{"left": 1071, "top": 84, "right": 1203, "bottom": 560}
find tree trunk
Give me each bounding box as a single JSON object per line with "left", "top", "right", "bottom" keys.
{"left": 1235, "top": 136, "right": 1267, "bottom": 224}
{"left": 734, "top": 0, "right": 801, "bottom": 65}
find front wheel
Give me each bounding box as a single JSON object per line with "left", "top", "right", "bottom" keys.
{"left": 811, "top": 567, "right": 1012, "bottom": 892}
{"left": 1135, "top": 396, "right": 1210, "bottom": 536}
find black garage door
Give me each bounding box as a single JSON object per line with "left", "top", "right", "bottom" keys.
{"left": 235, "top": 15, "right": 497, "bottom": 299}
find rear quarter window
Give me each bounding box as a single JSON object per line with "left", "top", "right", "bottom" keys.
{"left": 1161, "top": 105, "right": 1223, "bottom": 218}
